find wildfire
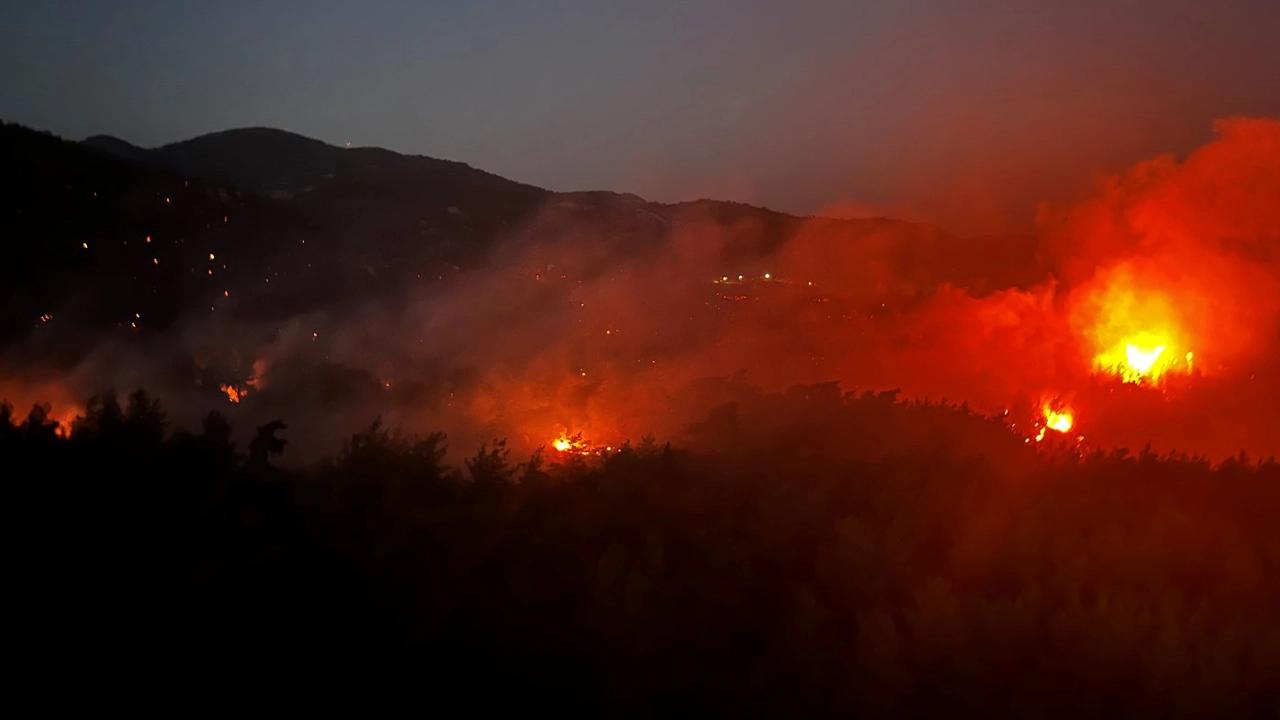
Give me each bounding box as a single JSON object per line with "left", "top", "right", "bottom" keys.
{"left": 551, "top": 434, "right": 591, "bottom": 455}
{"left": 1044, "top": 404, "right": 1073, "bottom": 432}
{"left": 1034, "top": 403, "right": 1074, "bottom": 442}
{"left": 1094, "top": 335, "right": 1194, "bottom": 384}
{"left": 219, "top": 359, "right": 267, "bottom": 405}
{"left": 52, "top": 405, "right": 81, "bottom": 438}
{"left": 1079, "top": 267, "right": 1195, "bottom": 385}
{"left": 550, "top": 433, "right": 619, "bottom": 456}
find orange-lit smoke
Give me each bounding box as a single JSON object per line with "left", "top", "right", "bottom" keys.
{"left": 5, "top": 119, "right": 1279, "bottom": 462}
{"left": 364, "top": 118, "right": 1280, "bottom": 460}
{"left": 0, "top": 375, "right": 83, "bottom": 437}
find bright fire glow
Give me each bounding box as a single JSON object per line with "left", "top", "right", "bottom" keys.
{"left": 220, "top": 384, "right": 246, "bottom": 404}
{"left": 1080, "top": 269, "right": 1195, "bottom": 385}
{"left": 551, "top": 434, "right": 591, "bottom": 454}
{"left": 1044, "top": 405, "right": 1074, "bottom": 433}
{"left": 1125, "top": 343, "right": 1165, "bottom": 375}
{"left": 1034, "top": 403, "right": 1075, "bottom": 442}
{"left": 550, "top": 433, "right": 616, "bottom": 456}
{"left": 1094, "top": 334, "right": 1192, "bottom": 384}
{"left": 1044, "top": 404, "right": 1075, "bottom": 430}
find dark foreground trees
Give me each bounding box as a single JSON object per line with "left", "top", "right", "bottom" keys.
{"left": 4, "top": 388, "right": 1280, "bottom": 716}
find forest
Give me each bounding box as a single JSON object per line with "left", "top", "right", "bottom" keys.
{"left": 7, "top": 386, "right": 1279, "bottom": 716}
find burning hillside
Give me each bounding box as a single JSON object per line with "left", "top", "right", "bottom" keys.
{"left": 2, "top": 118, "right": 1279, "bottom": 462}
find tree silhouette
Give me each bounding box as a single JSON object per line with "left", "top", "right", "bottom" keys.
{"left": 4, "top": 385, "right": 1280, "bottom": 716}
{"left": 466, "top": 438, "right": 514, "bottom": 488}
{"left": 248, "top": 419, "right": 288, "bottom": 468}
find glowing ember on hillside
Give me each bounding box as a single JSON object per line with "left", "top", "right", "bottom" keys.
{"left": 218, "top": 360, "right": 267, "bottom": 405}
{"left": 220, "top": 384, "right": 247, "bottom": 404}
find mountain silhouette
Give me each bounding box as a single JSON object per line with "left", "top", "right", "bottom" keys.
{"left": 86, "top": 126, "right": 546, "bottom": 204}
{"left": 4, "top": 121, "right": 1041, "bottom": 365}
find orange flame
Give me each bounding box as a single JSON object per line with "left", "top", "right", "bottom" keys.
{"left": 1043, "top": 404, "right": 1073, "bottom": 433}
{"left": 219, "top": 358, "right": 267, "bottom": 405}
{"left": 551, "top": 434, "right": 591, "bottom": 454}
{"left": 550, "top": 433, "right": 619, "bottom": 456}
{"left": 1078, "top": 267, "right": 1195, "bottom": 384}
{"left": 1035, "top": 403, "right": 1075, "bottom": 442}
{"left": 52, "top": 405, "right": 81, "bottom": 438}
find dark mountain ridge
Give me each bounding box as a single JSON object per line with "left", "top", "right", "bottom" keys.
{"left": 87, "top": 126, "right": 545, "bottom": 200}
{"left": 5, "top": 121, "right": 1043, "bottom": 365}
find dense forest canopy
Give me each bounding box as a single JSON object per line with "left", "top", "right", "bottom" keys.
{"left": 7, "top": 387, "right": 1279, "bottom": 714}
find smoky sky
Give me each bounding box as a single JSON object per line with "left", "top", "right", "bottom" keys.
{"left": 3, "top": 0, "right": 1279, "bottom": 233}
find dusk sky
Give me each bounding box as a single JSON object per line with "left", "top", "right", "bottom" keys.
{"left": 4, "top": 0, "right": 1279, "bottom": 233}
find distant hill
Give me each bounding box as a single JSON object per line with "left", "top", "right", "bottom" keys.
{"left": 84, "top": 127, "right": 551, "bottom": 244}
{"left": 1, "top": 122, "right": 311, "bottom": 354}
{"left": 86, "top": 127, "right": 346, "bottom": 194}
{"left": 78, "top": 134, "right": 150, "bottom": 164}
{"left": 84, "top": 126, "right": 1042, "bottom": 289}
{"left": 4, "top": 121, "right": 1043, "bottom": 365}
{"left": 86, "top": 127, "right": 543, "bottom": 199}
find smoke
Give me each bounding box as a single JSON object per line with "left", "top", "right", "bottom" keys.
{"left": 5, "top": 118, "right": 1280, "bottom": 462}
